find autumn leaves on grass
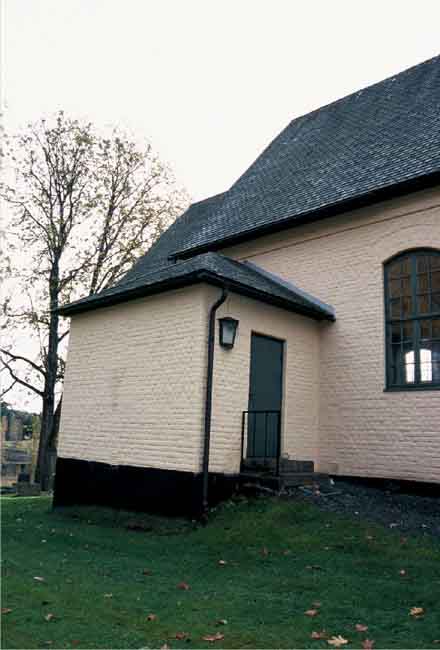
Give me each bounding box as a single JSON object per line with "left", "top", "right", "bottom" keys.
{"left": 304, "top": 599, "right": 429, "bottom": 649}
{"left": 145, "top": 575, "right": 227, "bottom": 646}
{"left": 306, "top": 605, "right": 373, "bottom": 649}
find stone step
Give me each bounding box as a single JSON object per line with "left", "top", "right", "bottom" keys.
{"left": 242, "top": 459, "right": 315, "bottom": 473}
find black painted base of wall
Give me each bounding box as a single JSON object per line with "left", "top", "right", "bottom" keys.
{"left": 53, "top": 457, "right": 238, "bottom": 519}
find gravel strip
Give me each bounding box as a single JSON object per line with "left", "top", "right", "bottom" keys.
{"left": 290, "top": 478, "right": 440, "bottom": 539}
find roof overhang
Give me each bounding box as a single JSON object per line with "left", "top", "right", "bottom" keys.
{"left": 58, "top": 269, "right": 335, "bottom": 322}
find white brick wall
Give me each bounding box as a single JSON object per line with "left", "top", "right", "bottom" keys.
{"left": 58, "top": 286, "right": 209, "bottom": 473}
{"left": 209, "top": 291, "right": 320, "bottom": 474}
{"left": 223, "top": 187, "right": 440, "bottom": 483}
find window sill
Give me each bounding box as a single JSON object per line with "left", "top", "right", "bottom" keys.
{"left": 384, "top": 384, "right": 440, "bottom": 392}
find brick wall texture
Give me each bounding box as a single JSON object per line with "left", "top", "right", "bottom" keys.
{"left": 58, "top": 286, "right": 209, "bottom": 472}
{"left": 223, "top": 187, "right": 440, "bottom": 483}
{"left": 58, "top": 187, "right": 440, "bottom": 484}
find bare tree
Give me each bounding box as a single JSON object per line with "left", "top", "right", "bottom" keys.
{"left": 1, "top": 112, "right": 189, "bottom": 489}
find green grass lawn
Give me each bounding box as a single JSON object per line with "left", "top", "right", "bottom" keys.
{"left": 2, "top": 495, "right": 439, "bottom": 649}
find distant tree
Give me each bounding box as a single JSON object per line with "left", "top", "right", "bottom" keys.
{"left": 1, "top": 112, "right": 189, "bottom": 489}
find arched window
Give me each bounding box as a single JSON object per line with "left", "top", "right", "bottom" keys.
{"left": 385, "top": 249, "right": 440, "bottom": 389}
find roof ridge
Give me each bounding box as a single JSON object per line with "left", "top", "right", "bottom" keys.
{"left": 283, "top": 53, "right": 440, "bottom": 131}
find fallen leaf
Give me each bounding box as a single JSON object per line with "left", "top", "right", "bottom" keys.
{"left": 202, "top": 632, "right": 225, "bottom": 642}
{"left": 312, "top": 601, "right": 322, "bottom": 608}
{"left": 104, "top": 593, "right": 113, "bottom": 598}
{"left": 216, "top": 619, "right": 228, "bottom": 626}
{"left": 365, "top": 535, "right": 374, "bottom": 541}
{"left": 355, "top": 624, "right": 369, "bottom": 632}
{"left": 311, "top": 630, "right": 328, "bottom": 640}
{"left": 410, "top": 607, "right": 425, "bottom": 618}
{"left": 160, "top": 645, "right": 171, "bottom": 650}
{"left": 362, "top": 640, "right": 375, "bottom": 649}
{"left": 1, "top": 608, "right": 12, "bottom": 615}
{"left": 218, "top": 560, "right": 227, "bottom": 566}
{"left": 261, "top": 547, "right": 269, "bottom": 556}
{"left": 305, "top": 609, "right": 319, "bottom": 617}
{"left": 283, "top": 549, "right": 291, "bottom": 556}
{"left": 34, "top": 576, "right": 45, "bottom": 582}
{"left": 399, "top": 569, "right": 406, "bottom": 576}
{"left": 177, "top": 582, "right": 190, "bottom": 590}
{"left": 327, "top": 635, "right": 349, "bottom": 647}
{"left": 44, "top": 613, "right": 55, "bottom": 622}
{"left": 142, "top": 569, "right": 152, "bottom": 575}
{"left": 146, "top": 614, "right": 157, "bottom": 621}
{"left": 174, "top": 632, "right": 189, "bottom": 640}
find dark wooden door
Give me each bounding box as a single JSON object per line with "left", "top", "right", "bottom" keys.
{"left": 247, "top": 333, "right": 283, "bottom": 458}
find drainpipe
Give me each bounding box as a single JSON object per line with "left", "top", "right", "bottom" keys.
{"left": 202, "top": 287, "right": 228, "bottom": 519}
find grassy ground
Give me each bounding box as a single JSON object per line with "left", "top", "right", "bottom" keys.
{"left": 2, "top": 495, "right": 440, "bottom": 649}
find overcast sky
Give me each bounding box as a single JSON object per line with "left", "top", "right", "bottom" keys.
{"left": 4, "top": 0, "right": 440, "bottom": 200}
{"left": 2, "top": 0, "right": 440, "bottom": 409}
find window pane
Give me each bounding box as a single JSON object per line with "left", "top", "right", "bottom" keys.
{"left": 389, "top": 345, "right": 402, "bottom": 385}
{"left": 388, "top": 260, "right": 402, "bottom": 279}
{"left": 401, "top": 256, "right": 411, "bottom": 275}
{"left": 403, "top": 347, "right": 415, "bottom": 384}
{"left": 417, "top": 273, "right": 429, "bottom": 292}
{"left": 390, "top": 299, "right": 400, "bottom": 319}
{"left": 417, "top": 255, "right": 429, "bottom": 272}
{"left": 402, "top": 321, "right": 413, "bottom": 341}
{"left": 402, "top": 296, "right": 412, "bottom": 317}
{"left": 419, "top": 347, "right": 433, "bottom": 382}
{"left": 389, "top": 278, "right": 401, "bottom": 298}
{"left": 391, "top": 323, "right": 401, "bottom": 343}
{"left": 417, "top": 294, "right": 429, "bottom": 314}
{"left": 420, "top": 319, "right": 431, "bottom": 340}
{"left": 432, "top": 341, "right": 440, "bottom": 382}
{"left": 432, "top": 293, "right": 440, "bottom": 312}
{"left": 430, "top": 255, "right": 440, "bottom": 270}
{"left": 401, "top": 276, "right": 411, "bottom": 296}
{"left": 432, "top": 271, "right": 440, "bottom": 292}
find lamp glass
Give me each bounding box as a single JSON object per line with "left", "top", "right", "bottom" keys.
{"left": 219, "top": 317, "right": 238, "bottom": 349}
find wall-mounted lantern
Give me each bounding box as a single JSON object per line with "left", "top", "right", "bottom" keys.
{"left": 218, "top": 317, "right": 239, "bottom": 349}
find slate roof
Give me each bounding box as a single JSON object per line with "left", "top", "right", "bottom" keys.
{"left": 170, "top": 55, "right": 440, "bottom": 257}
{"left": 59, "top": 251, "right": 335, "bottom": 321}
{"left": 59, "top": 55, "right": 440, "bottom": 317}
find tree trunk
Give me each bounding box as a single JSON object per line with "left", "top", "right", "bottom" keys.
{"left": 35, "top": 262, "right": 60, "bottom": 491}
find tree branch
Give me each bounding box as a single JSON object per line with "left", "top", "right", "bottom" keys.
{"left": 1, "top": 358, "right": 44, "bottom": 398}
{"left": 0, "top": 348, "right": 46, "bottom": 377}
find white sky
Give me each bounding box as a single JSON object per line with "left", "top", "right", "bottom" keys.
{"left": 2, "top": 0, "right": 440, "bottom": 410}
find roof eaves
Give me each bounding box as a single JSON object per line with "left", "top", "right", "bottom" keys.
{"left": 58, "top": 265, "right": 334, "bottom": 321}
{"left": 170, "top": 168, "right": 440, "bottom": 260}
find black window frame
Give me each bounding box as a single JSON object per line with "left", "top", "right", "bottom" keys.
{"left": 384, "top": 248, "right": 440, "bottom": 391}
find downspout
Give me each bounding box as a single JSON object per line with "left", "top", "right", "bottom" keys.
{"left": 202, "top": 287, "right": 228, "bottom": 519}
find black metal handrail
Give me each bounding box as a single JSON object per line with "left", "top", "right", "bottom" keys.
{"left": 241, "top": 409, "right": 281, "bottom": 476}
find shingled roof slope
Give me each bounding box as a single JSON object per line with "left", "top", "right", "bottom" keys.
{"left": 171, "top": 54, "right": 440, "bottom": 256}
